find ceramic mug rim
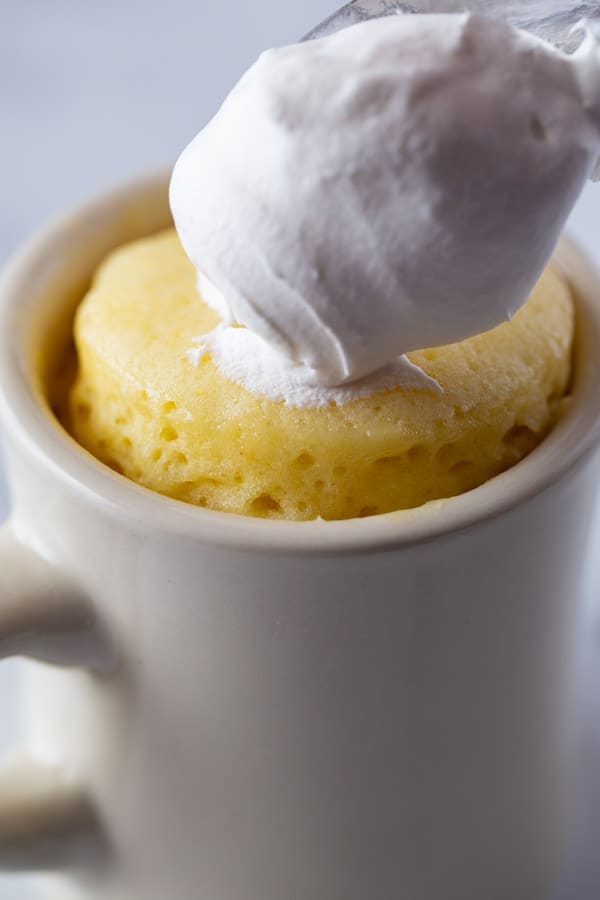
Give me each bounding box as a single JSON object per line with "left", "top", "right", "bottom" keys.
{"left": 1, "top": 170, "right": 600, "bottom": 556}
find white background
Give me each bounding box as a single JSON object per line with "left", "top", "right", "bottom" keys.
{"left": 0, "top": 1, "right": 599, "bottom": 897}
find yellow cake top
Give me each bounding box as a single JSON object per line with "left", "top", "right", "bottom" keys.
{"left": 69, "top": 229, "right": 574, "bottom": 520}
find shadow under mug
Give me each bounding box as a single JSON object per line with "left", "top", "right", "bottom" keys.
{"left": 0, "top": 172, "right": 600, "bottom": 900}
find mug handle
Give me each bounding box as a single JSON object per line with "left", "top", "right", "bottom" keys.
{"left": 0, "top": 521, "right": 111, "bottom": 870}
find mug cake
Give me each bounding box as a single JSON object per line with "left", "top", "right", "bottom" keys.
{"left": 68, "top": 230, "right": 573, "bottom": 520}
{"left": 66, "top": 13, "right": 600, "bottom": 521}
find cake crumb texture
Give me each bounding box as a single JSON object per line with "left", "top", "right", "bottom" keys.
{"left": 68, "top": 229, "right": 574, "bottom": 520}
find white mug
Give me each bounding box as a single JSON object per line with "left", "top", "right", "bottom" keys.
{"left": 1, "top": 172, "right": 600, "bottom": 900}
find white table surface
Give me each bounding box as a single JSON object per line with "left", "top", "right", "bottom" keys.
{"left": 1, "top": 2, "right": 599, "bottom": 897}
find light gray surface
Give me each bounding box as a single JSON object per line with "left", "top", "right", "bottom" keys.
{"left": 0, "top": 1, "right": 599, "bottom": 897}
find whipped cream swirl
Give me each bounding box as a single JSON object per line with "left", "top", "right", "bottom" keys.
{"left": 170, "top": 13, "right": 600, "bottom": 405}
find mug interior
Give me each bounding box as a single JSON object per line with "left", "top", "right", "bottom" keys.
{"left": 1, "top": 170, "right": 600, "bottom": 554}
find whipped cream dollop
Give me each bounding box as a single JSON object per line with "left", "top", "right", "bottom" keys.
{"left": 170, "top": 13, "right": 600, "bottom": 405}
